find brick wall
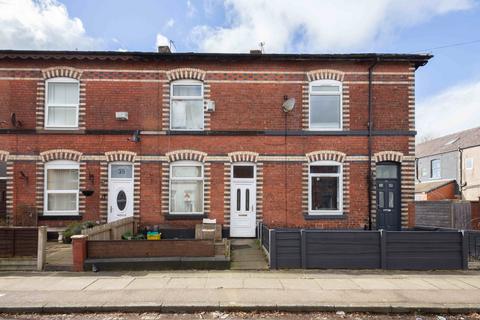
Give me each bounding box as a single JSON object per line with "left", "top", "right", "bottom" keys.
{"left": 0, "top": 55, "right": 419, "bottom": 230}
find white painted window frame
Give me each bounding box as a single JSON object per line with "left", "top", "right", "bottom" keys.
{"left": 169, "top": 160, "right": 204, "bottom": 215}
{"left": 44, "top": 160, "right": 79, "bottom": 216}
{"left": 170, "top": 79, "right": 204, "bottom": 131}
{"left": 431, "top": 159, "right": 441, "bottom": 179}
{"left": 308, "top": 79, "right": 343, "bottom": 131}
{"left": 308, "top": 160, "right": 343, "bottom": 215}
{"left": 45, "top": 77, "right": 80, "bottom": 129}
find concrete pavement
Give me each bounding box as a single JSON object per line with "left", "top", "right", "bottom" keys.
{"left": 1, "top": 270, "right": 480, "bottom": 313}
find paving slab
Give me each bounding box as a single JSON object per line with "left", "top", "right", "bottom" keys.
{"left": 1, "top": 271, "right": 480, "bottom": 313}
{"left": 165, "top": 277, "right": 207, "bottom": 289}
{"left": 243, "top": 278, "right": 282, "bottom": 289}
{"left": 315, "top": 278, "right": 362, "bottom": 290}
{"left": 84, "top": 277, "right": 135, "bottom": 291}
{"left": 205, "top": 278, "right": 243, "bottom": 289}
{"left": 125, "top": 278, "right": 170, "bottom": 290}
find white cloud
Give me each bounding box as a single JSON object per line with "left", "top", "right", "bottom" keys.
{"left": 187, "top": 0, "right": 197, "bottom": 17}
{"left": 165, "top": 18, "right": 175, "bottom": 29}
{"left": 416, "top": 80, "right": 480, "bottom": 141}
{"left": 0, "top": 0, "right": 101, "bottom": 50}
{"left": 192, "top": 0, "right": 474, "bottom": 53}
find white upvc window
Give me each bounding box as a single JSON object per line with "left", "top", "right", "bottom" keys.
{"left": 308, "top": 161, "right": 343, "bottom": 215}
{"left": 45, "top": 77, "right": 79, "bottom": 129}
{"left": 170, "top": 80, "right": 204, "bottom": 130}
{"left": 44, "top": 160, "right": 79, "bottom": 215}
{"left": 309, "top": 79, "right": 342, "bottom": 130}
{"left": 169, "top": 161, "right": 204, "bottom": 214}
{"left": 431, "top": 159, "right": 441, "bottom": 179}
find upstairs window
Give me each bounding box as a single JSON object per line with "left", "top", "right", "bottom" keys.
{"left": 309, "top": 80, "right": 342, "bottom": 130}
{"left": 44, "top": 160, "right": 79, "bottom": 215}
{"left": 45, "top": 77, "right": 79, "bottom": 128}
{"left": 170, "top": 80, "right": 204, "bottom": 130}
{"left": 169, "top": 161, "right": 204, "bottom": 214}
{"left": 465, "top": 158, "right": 474, "bottom": 171}
{"left": 431, "top": 159, "right": 441, "bottom": 179}
{"left": 308, "top": 162, "right": 343, "bottom": 215}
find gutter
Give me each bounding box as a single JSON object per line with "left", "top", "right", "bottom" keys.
{"left": 367, "top": 57, "right": 380, "bottom": 230}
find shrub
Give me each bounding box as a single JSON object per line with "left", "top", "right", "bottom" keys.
{"left": 63, "top": 220, "right": 95, "bottom": 243}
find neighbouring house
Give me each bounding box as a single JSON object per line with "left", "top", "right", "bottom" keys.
{"left": 0, "top": 49, "right": 430, "bottom": 235}
{"left": 416, "top": 126, "right": 480, "bottom": 201}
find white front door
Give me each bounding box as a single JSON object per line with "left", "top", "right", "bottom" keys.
{"left": 230, "top": 164, "right": 256, "bottom": 237}
{"left": 108, "top": 163, "right": 134, "bottom": 222}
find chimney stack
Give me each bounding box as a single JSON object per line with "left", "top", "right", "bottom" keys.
{"left": 158, "top": 46, "right": 171, "bottom": 54}
{"left": 249, "top": 49, "right": 262, "bottom": 55}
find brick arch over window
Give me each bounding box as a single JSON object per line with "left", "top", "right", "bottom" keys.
{"left": 306, "top": 69, "right": 345, "bottom": 82}
{"left": 302, "top": 69, "right": 349, "bottom": 130}
{"left": 302, "top": 150, "right": 350, "bottom": 217}
{"left": 39, "top": 149, "right": 83, "bottom": 162}
{"left": 166, "top": 150, "right": 207, "bottom": 163}
{"left": 36, "top": 149, "right": 86, "bottom": 217}
{"left": 374, "top": 151, "right": 404, "bottom": 163}
{"left": 161, "top": 149, "right": 211, "bottom": 218}
{"left": 228, "top": 151, "right": 259, "bottom": 163}
{"left": 0, "top": 150, "right": 9, "bottom": 162}
{"left": 306, "top": 150, "right": 346, "bottom": 163}
{"left": 0, "top": 151, "right": 13, "bottom": 224}
{"left": 105, "top": 151, "right": 137, "bottom": 162}
{"left": 42, "top": 66, "right": 83, "bottom": 80}
{"left": 162, "top": 68, "right": 211, "bottom": 131}
{"left": 166, "top": 68, "right": 206, "bottom": 81}
{"left": 37, "top": 67, "right": 86, "bottom": 130}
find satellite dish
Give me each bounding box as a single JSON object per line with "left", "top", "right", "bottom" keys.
{"left": 282, "top": 98, "right": 296, "bottom": 112}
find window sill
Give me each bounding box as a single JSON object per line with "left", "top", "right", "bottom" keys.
{"left": 304, "top": 214, "right": 346, "bottom": 220}
{"left": 37, "top": 129, "right": 85, "bottom": 134}
{"left": 165, "top": 214, "right": 207, "bottom": 220}
{"left": 38, "top": 215, "right": 82, "bottom": 221}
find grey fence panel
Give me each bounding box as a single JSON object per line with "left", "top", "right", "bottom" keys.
{"left": 261, "top": 224, "right": 269, "bottom": 252}
{"left": 304, "top": 231, "right": 381, "bottom": 269}
{"left": 275, "top": 230, "right": 302, "bottom": 268}
{"left": 385, "top": 231, "right": 464, "bottom": 270}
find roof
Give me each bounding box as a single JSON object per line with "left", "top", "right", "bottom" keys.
{"left": 416, "top": 126, "right": 480, "bottom": 158}
{"left": 415, "top": 179, "right": 455, "bottom": 193}
{"left": 0, "top": 50, "right": 432, "bottom": 68}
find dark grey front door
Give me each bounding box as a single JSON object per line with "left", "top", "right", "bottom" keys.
{"left": 376, "top": 163, "right": 401, "bottom": 231}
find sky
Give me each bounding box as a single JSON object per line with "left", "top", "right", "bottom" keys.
{"left": 0, "top": 0, "right": 479, "bottom": 141}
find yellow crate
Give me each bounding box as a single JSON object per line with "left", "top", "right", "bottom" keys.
{"left": 147, "top": 232, "right": 161, "bottom": 240}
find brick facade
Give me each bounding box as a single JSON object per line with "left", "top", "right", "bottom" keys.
{"left": 0, "top": 51, "right": 431, "bottom": 231}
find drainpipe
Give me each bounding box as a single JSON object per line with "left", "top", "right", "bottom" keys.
{"left": 459, "top": 147, "right": 465, "bottom": 197}
{"left": 367, "top": 57, "right": 380, "bottom": 230}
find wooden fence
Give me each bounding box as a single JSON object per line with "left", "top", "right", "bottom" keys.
{"left": 261, "top": 227, "right": 468, "bottom": 270}
{"left": 0, "top": 226, "right": 47, "bottom": 271}
{"left": 82, "top": 217, "right": 136, "bottom": 240}
{"left": 0, "top": 227, "right": 39, "bottom": 257}
{"left": 414, "top": 200, "right": 472, "bottom": 229}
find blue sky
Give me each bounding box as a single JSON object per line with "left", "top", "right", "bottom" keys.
{"left": 1, "top": 0, "right": 479, "bottom": 140}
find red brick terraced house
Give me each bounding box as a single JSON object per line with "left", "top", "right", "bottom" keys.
{"left": 0, "top": 49, "right": 431, "bottom": 237}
